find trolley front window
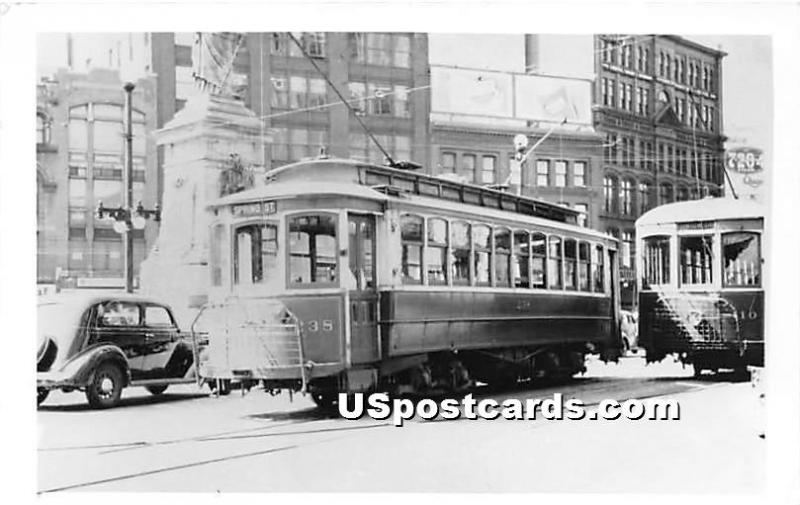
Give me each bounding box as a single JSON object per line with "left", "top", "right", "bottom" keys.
{"left": 680, "top": 235, "right": 713, "bottom": 286}
{"left": 234, "top": 223, "right": 278, "bottom": 285}
{"left": 288, "top": 214, "right": 337, "bottom": 286}
{"left": 400, "top": 214, "right": 423, "bottom": 284}
{"left": 643, "top": 236, "right": 670, "bottom": 288}
{"left": 722, "top": 232, "right": 761, "bottom": 287}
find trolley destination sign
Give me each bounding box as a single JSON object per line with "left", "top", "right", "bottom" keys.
{"left": 231, "top": 200, "right": 277, "bottom": 217}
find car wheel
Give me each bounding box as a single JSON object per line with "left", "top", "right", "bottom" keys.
{"left": 86, "top": 363, "right": 124, "bottom": 409}
{"left": 37, "top": 388, "right": 49, "bottom": 406}
{"left": 145, "top": 385, "right": 169, "bottom": 395}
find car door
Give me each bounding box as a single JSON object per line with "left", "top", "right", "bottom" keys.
{"left": 140, "top": 304, "right": 190, "bottom": 380}
{"left": 92, "top": 301, "right": 147, "bottom": 380}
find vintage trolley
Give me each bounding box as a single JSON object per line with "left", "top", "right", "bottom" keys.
{"left": 194, "top": 158, "right": 622, "bottom": 406}
{"left": 636, "top": 198, "right": 765, "bottom": 374}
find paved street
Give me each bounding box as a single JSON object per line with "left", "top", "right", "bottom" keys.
{"left": 38, "top": 356, "right": 764, "bottom": 493}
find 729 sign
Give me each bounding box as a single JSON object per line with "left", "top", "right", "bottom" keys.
{"left": 726, "top": 148, "right": 764, "bottom": 174}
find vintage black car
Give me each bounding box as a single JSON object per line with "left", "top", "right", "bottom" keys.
{"left": 37, "top": 293, "right": 197, "bottom": 408}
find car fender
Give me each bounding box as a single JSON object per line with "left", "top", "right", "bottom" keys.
{"left": 58, "top": 345, "right": 131, "bottom": 387}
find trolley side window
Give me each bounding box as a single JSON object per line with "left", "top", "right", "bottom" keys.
{"left": 400, "top": 214, "right": 423, "bottom": 284}
{"left": 426, "top": 218, "right": 448, "bottom": 285}
{"left": 643, "top": 236, "right": 670, "bottom": 288}
{"left": 513, "top": 230, "right": 530, "bottom": 288}
{"left": 564, "top": 238, "right": 577, "bottom": 290}
{"left": 234, "top": 223, "right": 278, "bottom": 285}
{"left": 450, "top": 221, "right": 471, "bottom": 286}
{"left": 680, "top": 235, "right": 713, "bottom": 286}
{"left": 495, "top": 227, "right": 512, "bottom": 287}
{"left": 288, "top": 214, "right": 337, "bottom": 286}
{"left": 578, "top": 242, "right": 590, "bottom": 292}
{"left": 531, "top": 232, "right": 547, "bottom": 289}
{"left": 548, "top": 236, "right": 563, "bottom": 289}
{"left": 722, "top": 232, "right": 761, "bottom": 287}
{"left": 473, "top": 225, "right": 492, "bottom": 286}
{"left": 592, "top": 244, "right": 605, "bottom": 293}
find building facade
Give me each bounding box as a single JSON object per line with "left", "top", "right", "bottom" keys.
{"left": 593, "top": 34, "right": 726, "bottom": 307}
{"left": 427, "top": 35, "right": 603, "bottom": 229}
{"left": 36, "top": 68, "right": 159, "bottom": 286}
{"left": 150, "top": 32, "right": 430, "bottom": 191}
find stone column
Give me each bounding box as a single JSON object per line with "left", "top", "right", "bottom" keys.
{"left": 139, "top": 93, "right": 264, "bottom": 326}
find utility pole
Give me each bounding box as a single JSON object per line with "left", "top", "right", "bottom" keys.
{"left": 123, "top": 82, "right": 135, "bottom": 293}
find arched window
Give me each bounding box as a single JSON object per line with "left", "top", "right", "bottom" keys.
{"left": 400, "top": 214, "right": 423, "bottom": 284}
{"left": 676, "top": 185, "right": 689, "bottom": 202}
{"left": 426, "top": 218, "right": 448, "bottom": 285}
{"left": 638, "top": 181, "right": 652, "bottom": 214}
{"left": 619, "top": 178, "right": 633, "bottom": 215}
{"left": 494, "top": 227, "right": 511, "bottom": 287}
{"left": 603, "top": 175, "right": 618, "bottom": 213}
{"left": 450, "top": 221, "right": 471, "bottom": 286}
{"left": 473, "top": 225, "right": 492, "bottom": 286}
{"left": 659, "top": 182, "right": 674, "bottom": 204}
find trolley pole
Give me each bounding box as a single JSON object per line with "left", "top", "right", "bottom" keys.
{"left": 123, "top": 82, "right": 135, "bottom": 294}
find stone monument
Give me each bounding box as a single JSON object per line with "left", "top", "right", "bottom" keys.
{"left": 139, "top": 33, "right": 265, "bottom": 326}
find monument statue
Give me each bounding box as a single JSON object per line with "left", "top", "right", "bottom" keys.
{"left": 191, "top": 32, "right": 245, "bottom": 96}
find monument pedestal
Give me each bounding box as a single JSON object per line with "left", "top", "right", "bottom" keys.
{"left": 139, "top": 93, "right": 265, "bottom": 326}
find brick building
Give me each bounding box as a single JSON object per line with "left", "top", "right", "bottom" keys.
{"left": 593, "top": 34, "right": 726, "bottom": 306}
{"left": 150, "top": 32, "right": 431, "bottom": 193}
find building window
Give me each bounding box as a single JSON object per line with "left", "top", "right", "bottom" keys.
{"left": 494, "top": 228, "right": 511, "bottom": 287}
{"left": 308, "top": 78, "right": 327, "bottom": 108}
{"left": 665, "top": 55, "right": 671, "bottom": 80}
{"left": 368, "top": 83, "right": 392, "bottom": 115}
{"left": 481, "top": 156, "right": 496, "bottom": 184}
{"left": 426, "top": 218, "right": 448, "bottom": 285}
{"left": 393, "top": 85, "right": 410, "bottom": 118}
{"left": 636, "top": 47, "right": 644, "bottom": 72}
{"left": 617, "top": 82, "right": 624, "bottom": 109}
{"left": 603, "top": 175, "right": 617, "bottom": 213}
{"left": 450, "top": 221, "right": 471, "bottom": 286}
{"left": 642, "top": 88, "right": 649, "bottom": 115}
{"left": 659, "top": 182, "right": 673, "bottom": 204}
{"left": 625, "top": 84, "right": 633, "bottom": 111}
{"left": 723, "top": 232, "right": 761, "bottom": 287}
{"left": 621, "top": 230, "right": 634, "bottom": 268}
{"left": 554, "top": 160, "right": 567, "bottom": 187}
{"left": 400, "top": 214, "right": 423, "bottom": 284}
{"left": 638, "top": 182, "right": 651, "bottom": 213}
{"left": 680, "top": 236, "right": 713, "bottom": 285}
{"left": 676, "top": 185, "right": 689, "bottom": 202}
{"left": 460, "top": 154, "right": 476, "bottom": 182}
{"left": 548, "top": 236, "right": 563, "bottom": 289}
{"left": 602, "top": 78, "right": 610, "bottom": 106}
{"left": 289, "top": 76, "right": 308, "bottom": 109}
{"left": 441, "top": 151, "right": 456, "bottom": 173}
{"left": 291, "top": 32, "right": 326, "bottom": 58}
{"left": 574, "top": 203, "right": 588, "bottom": 228}
{"left": 393, "top": 34, "right": 411, "bottom": 68}
{"left": 608, "top": 79, "right": 615, "bottom": 107}
{"left": 288, "top": 214, "right": 337, "bottom": 286}
{"left": 271, "top": 77, "right": 289, "bottom": 108}
{"left": 366, "top": 33, "right": 392, "bottom": 66}
{"left": 573, "top": 161, "right": 586, "bottom": 187}
{"left": 536, "top": 160, "right": 549, "bottom": 186}
{"left": 619, "top": 178, "right": 633, "bottom": 215}
{"left": 36, "top": 113, "right": 50, "bottom": 144}
{"left": 643, "top": 236, "right": 670, "bottom": 287}
{"left": 473, "top": 225, "right": 492, "bottom": 286}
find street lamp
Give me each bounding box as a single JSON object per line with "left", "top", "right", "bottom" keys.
{"left": 95, "top": 82, "right": 161, "bottom": 293}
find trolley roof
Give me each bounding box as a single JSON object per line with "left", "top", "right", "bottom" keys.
{"left": 636, "top": 198, "right": 765, "bottom": 227}
{"left": 210, "top": 158, "right": 580, "bottom": 224}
